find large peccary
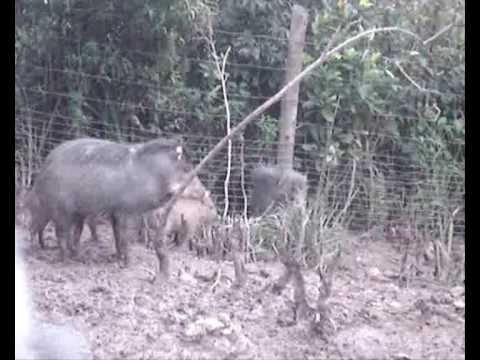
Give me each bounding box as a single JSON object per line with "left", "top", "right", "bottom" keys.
{"left": 143, "top": 176, "right": 218, "bottom": 252}
{"left": 23, "top": 138, "right": 131, "bottom": 248}
{"left": 250, "top": 165, "right": 307, "bottom": 216}
{"left": 33, "top": 137, "right": 191, "bottom": 266}
{"left": 16, "top": 229, "right": 92, "bottom": 360}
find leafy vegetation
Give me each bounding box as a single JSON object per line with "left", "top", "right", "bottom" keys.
{"left": 15, "top": 0, "right": 464, "bottom": 259}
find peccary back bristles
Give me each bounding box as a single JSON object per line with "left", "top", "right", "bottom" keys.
{"left": 134, "top": 138, "right": 182, "bottom": 159}
{"left": 43, "top": 137, "right": 181, "bottom": 167}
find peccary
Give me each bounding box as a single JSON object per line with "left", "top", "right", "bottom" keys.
{"left": 15, "top": 229, "right": 92, "bottom": 360}
{"left": 250, "top": 165, "right": 307, "bottom": 216}
{"left": 25, "top": 137, "right": 182, "bottom": 249}
{"left": 23, "top": 138, "right": 133, "bottom": 248}
{"left": 33, "top": 137, "right": 191, "bottom": 266}
{"left": 143, "top": 177, "right": 218, "bottom": 252}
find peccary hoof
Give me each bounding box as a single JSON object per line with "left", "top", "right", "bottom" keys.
{"left": 272, "top": 284, "right": 284, "bottom": 295}
{"left": 156, "top": 270, "right": 170, "bottom": 283}
{"left": 118, "top": 255, "right": 130, "bottom": 269}
{"left": 68, "top": 247, "right": 79, "bottom": 258}
{"left": 69, "top": 252, "right": 83, "bottom": 263}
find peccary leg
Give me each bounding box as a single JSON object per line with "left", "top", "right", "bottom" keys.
{"left": 141, "top": 214, "right": 155, "bottom": 248}
{"left": 110, "top": 214, "right": 121, "bottom": 259}
{"left": 87, "top": 218, "right": 99, "bottom": 243}
{"left": 30, "top": 229, "right": 45, "bottom": 249}
{"left": 153, "top": 241, "right": 170, "bottom": 278}
{"left": 140, "top": 216, "right": 148, "bottom": 245}
{"left": 150, "top": 224, "right": 170, "bottom": 278}
{"left": 111, "top": 213, "right": 129, "bottom": 268}
{"left": 188, "top": 237, "right": 195, "bottom": 252}
{"left": 54, "top": 220, "right": 73, "bottom": 261}
{"left": 139, "top": 224, "right": 147, "bottom": 245}
{"left": 70, "top": 216, "right": 85, "bottom": 256}
{"left": 32, "top": 218, "right": 49, "bottom": 249}
{"left": 37, "top": 230, "right": 45, "bottom": 249}
{"left": 176, "top": 215, "right": 190, "bottom": 248}
{"left": 134, "top": 215, "right": 144, "bottom": 244}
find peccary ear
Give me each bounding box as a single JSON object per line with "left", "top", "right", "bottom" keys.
{"left": 177, "top": 159, "right": 193, "bottom": 172}
{"left": 176, "top": 145, "right": 183, "bottom": 160}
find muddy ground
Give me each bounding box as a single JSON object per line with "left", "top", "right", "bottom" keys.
{"left": 18, "top": 225, "right": 465, "bottom": 360}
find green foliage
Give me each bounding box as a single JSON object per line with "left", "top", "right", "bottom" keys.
{"left": 15, "top": 0, "right": 464, "bottom": 247}
{"left": 16, "top": 0, "right": 464, "bottom": 141}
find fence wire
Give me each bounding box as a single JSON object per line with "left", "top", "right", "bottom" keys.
{"left": 15, "top": 108, "right": 465, "bottom": 242}
{"left": 15, "top": 19, "right": 465, "bottom": 261}
{"left": 15, "top": 4, "right": 465, "bottom": 288}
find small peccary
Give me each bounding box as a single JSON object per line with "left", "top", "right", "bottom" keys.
{"left": 139, "top": 175, "right": 213, "bottom": 245}
{"left": 33, "top": 137, "right": 191, "bottom": 266}
{"left": 144, "top": 181, "right": 217, "bottom": 253}
{"left": 250, "top": 165, "right": 307, "bottom": 216}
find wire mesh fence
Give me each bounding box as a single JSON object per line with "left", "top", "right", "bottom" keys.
{"left": 15, "top": 37, "right": 464, "bottom": 284}
{"left": 15, "top": 103, "right": 465, "bottom": 241}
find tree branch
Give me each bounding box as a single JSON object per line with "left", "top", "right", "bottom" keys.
{"left": 152, "top": 26, "right": 421, "bottom": 278}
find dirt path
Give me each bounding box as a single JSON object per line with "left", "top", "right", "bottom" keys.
{"left": 20, "top": 226, "right": 465, "bottom": 360}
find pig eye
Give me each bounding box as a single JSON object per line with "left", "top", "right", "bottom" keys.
{"left": 180, "top": 162, "right": 194, "bottom": 172}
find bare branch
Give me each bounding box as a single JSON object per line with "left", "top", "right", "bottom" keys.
{"left": 152, "top": 26, "right": 421, "bottom": 279}
{"left": 208, "top": 27, "right": 233, "bottom": 219}
{"left": 394, "top": 61, "right": 443, "bottom": 96}
{"left": 423, "top": 22, "right": 455, "bottom": 45}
